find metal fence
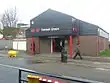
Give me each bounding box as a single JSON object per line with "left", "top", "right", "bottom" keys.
{"left": 18, "top": 68, "right": 103, "bottom": 83}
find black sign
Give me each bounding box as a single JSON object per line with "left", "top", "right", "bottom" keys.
{"left": 27, "top": 27, "right": 78, "bottom": 37}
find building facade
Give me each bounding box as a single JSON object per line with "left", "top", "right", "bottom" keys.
{"left": 26, "top": 9, "right": 109, "bottom": 57}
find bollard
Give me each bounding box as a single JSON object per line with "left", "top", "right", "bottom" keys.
{"left": 61, "top": 47, "right": 68, "bottom": 63}
{"left": 63, "top": 50, "right": 68, "bottom": 63}
{"left": 27, "top": 75, "right": 40, "bottom": 83}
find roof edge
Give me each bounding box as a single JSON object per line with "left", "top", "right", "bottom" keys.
{"left": 30, "top": 9, "right": 76, "bottom": 21}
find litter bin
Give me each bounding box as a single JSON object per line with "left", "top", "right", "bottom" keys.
{"left": 8, "top": 50, "right": 18, "bottom": 57}
{"left": 61, "top": 47, "right": 68, "bottom": 63}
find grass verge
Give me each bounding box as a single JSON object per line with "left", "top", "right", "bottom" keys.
{"left": 100, "top": 49, "right": 110, "bottom": 56}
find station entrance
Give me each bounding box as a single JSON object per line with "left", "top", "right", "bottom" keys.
{"left": 53, "top": 38, "right": 65, "bottom": 52}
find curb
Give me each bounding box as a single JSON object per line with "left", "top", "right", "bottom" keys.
{"left": 68, "top": 61, "right": 110, "bottom": 70}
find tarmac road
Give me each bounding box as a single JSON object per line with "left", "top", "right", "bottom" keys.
{"left": 0, "top": 53, "right": 109, "bottom": 83}
{"left": 0, "top": 63, "right": 104, "bottom": 83}
{"left": 0, "top": 65, "right": 18, "bottom": 83}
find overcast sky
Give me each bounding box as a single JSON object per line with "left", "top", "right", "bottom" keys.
{"left": 0, "top": 0, "right": 110, "bottom": 33}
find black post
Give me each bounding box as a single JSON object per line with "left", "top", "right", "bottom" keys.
{"left": 18, "top": 69, "right": 22, "bottom": 83}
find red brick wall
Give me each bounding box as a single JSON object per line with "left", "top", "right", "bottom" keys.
{"left": 40, "top": 38, "right": 51, "bottom": 53}
{"left": 34, "top": 37, "right": 40, "bottom": 54}
{"left": 99, "top": 37, "right": 104, "bottom": 51}
{"left": 26, "top": 37, "right": 40, "bottom": 54}
{"left": 79, "top": 36, "right": 97, "bottom": 56}
{"left": 79, "top": 36, "right": 109, "bottom": 56}
{"left": 26, "top": 38, "right": 32, "bottom": 54}
{"left": 27, "top": 36, "right": 109, "bottom": 56}
{"left": 99, "top": 37, "right": 109, "bottom": 52}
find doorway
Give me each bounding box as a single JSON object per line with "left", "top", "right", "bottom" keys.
{"left": 53, "top": 38, "right": 65, "bottom": 52}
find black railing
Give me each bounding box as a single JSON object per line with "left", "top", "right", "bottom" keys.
{"left": 18, "top": 68, "right": 103, "bottom": 83}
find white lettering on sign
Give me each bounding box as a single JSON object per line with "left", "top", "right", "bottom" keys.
{"left": 51, "top": 28, "right": 59, "bottom": 31}
{"left": 41, "top": 28, "right": 59, "bottom": 32}
{"left": 41, "top": 28, "right": 50, "bottom": 31}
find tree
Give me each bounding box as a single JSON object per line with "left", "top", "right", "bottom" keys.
{"left": 0, "top": 7, "right": 18, "bottom": 28}
{"left": 0, "top": 28, "right": 20, "bottom": 39}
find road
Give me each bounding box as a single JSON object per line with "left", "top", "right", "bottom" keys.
{"left": 0, "top": 63, "right": 103, "bottom": 83}
{"left": 0, "top": 65, "right": 18, "bottom": 83}
{"left": 0, "top": 53, "right": 110, "bottom": 83}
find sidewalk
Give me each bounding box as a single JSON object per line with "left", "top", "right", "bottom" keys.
{"left": 0, "top": 50, "right": 110, "bottom": 69}
{"left": 82, "top": 56, "right": 110, "bottom": 62}
{"left": 22, "top": 53, "right": 110, "bottom": 69}
{"left": 26, "top": 53, "right": 110, "bottom": 63}
{"left": 0, "top": 50, "right": 110, "bottom": 62}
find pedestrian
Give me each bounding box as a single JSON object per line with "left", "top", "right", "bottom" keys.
{"left": 73, "top": 44, "right": 82, "bottom": 59}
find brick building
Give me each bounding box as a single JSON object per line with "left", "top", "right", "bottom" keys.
{"left": 26, "top": 9, "right": 109, "bottom": 57}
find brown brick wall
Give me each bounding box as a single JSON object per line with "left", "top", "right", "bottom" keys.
{"left": 40, "top": 38, "right": 51, "bottom": 53}
{"left": 73, "top": 36, "right": 77, "bottom": 52}
{"left": 99, "top": 37, "right": 104, "bottom": 51}
{"left": 60, "top": 36, "right": 109, "bottom": 56}
{"left": 27, "top": 36, "right": 109, "bottom": 56}
{"left": 34, "top": 37, "right": 40, "bottom": 54}
{"left": 99, "top": 37, "right": 109, "bottom": 52}
{"left": 27, "top": 37, "right": 51, "bottom": 54}
{"left": 26, "top": 38, "right": 32, "bottom": 54}
{"left": 26, "top": 37, "right": 40, "bottom": 54}
{"left": 79, "top": 36, "right": 109, "bottom": 56}
{"left": 79, "top": 36, "right": 97, "bottom": 56}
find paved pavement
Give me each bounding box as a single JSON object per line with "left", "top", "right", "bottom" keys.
{"left": 0, "top": 51, "right": 110, "bottom": 82}
{"left": 1, "top": 50, "right": 110, "bottom": 62}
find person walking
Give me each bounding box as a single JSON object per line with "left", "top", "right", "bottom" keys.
{"left": 73, "top": 44, "right": 82, "bottom": 59}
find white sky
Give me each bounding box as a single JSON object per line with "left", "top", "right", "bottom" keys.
{"left": 0, "top": 0, "right": 110, "bottom": 33}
